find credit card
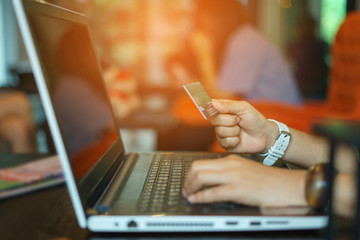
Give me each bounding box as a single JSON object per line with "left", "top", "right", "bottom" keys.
{"left": 183, "top": 82, "right": 218, "bottom": 119}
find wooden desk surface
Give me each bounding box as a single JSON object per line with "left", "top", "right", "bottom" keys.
{"left": 0, "top": 185, "right": 87, "bottom": 240}
{"left": 0, "top": 154, "right": 354, "bottom": 240}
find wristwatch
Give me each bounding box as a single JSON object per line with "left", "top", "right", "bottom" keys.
{"left": 260, "top": 119, "right": 291, "bottom": 166}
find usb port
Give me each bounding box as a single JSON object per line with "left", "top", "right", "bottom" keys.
{"left": 226, "top": 221, "right": 238, "bottom": 226}
{"left": 250, "top": 221, "right": 261, "bottom": 226}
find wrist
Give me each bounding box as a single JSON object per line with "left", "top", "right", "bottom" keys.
{"left": 261, "top": 119, "right": 291, "bottom": 166}
{"left": 292, "top": 170, "right": 308, "bottom": 206}
{"left": 298, "top": 170, "right": 308, "bottom": 206}
{"left": 276, "top": 169, "right": 308, "bottom": 206}
{"left": 263, "top": 169, "right": 307, "bottom": 206}
{"left": 263, "top": 120, "right": 281, "bottom": 153}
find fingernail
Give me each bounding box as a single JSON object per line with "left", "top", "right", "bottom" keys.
{"left": 187, "top": 194, "right": 196, "bottom": 203}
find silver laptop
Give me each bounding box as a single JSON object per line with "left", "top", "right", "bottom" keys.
{"left": 13, "top": 0, "right": 327, "bottom": 232}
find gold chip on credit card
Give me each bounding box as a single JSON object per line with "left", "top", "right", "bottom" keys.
{"left": 183, "top": 82, "right": 218, "bottom": 119}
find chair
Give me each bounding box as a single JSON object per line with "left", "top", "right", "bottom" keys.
{"left": 325, "top": 11, "right": 360, "bottom": 117}
{"left": 0, "top": 89, "right": 37, "bottom": 153}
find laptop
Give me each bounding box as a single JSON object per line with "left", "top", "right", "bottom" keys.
{"left": 13, "top": 0, "right": 327, "bottom": 232}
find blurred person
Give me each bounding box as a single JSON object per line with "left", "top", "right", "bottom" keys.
{"left": 182, "top": 99, "right": 356, "bottom": 217}
{"left": 169, "top": 0, "right": 302, "bottom": 105}
{"left": 0, "top": 90, "right": 37, "bottom": 153}
{"left": 288, "top": 16, "right": 329, "bottom": 99}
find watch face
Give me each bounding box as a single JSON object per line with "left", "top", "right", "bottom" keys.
{"left": 183, "top": 82, "right": 218, "bottom": 119}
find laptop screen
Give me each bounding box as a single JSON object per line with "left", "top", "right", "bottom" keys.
{"left": 27, "top": 10, "right": 119, "bottom": 180}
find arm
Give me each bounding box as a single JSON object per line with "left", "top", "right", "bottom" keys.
{"left": 0, "top": 91, "right": 37, "bottom": 152}
{"left": 183, "top": 154, "right": 356, "bottom": 217}
{"left": 182, "top": 100, "right": 310, "bottom": 206}
{"left": 211, "top": 99, "right": 357, "bottom": 169}
{"left": 183, "top": 155, "right": 308, "bottom": 207}
{"left": 183, "top": 99, "right": 357, "bottom": 217}
{"left": 210, "top": 99, "right": 328, "bottom": 167}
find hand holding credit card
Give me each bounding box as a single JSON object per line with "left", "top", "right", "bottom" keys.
{"left": 183, "top": 82, "right": 218, "bottom": 119}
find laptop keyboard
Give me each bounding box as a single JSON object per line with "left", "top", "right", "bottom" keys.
{"left": 137, "top": 152, "right": 223, "bottom": 213}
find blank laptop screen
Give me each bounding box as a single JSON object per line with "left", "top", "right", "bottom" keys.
{"left": 27, "top": 12, "right": 119, "bottom": 180}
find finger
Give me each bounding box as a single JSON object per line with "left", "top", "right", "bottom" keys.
{"left": 187, "top": 185, "right": 236, "bottom": 204}
{"left": 212, "top": 99, "right": 252, "bottom": 116}
{"left": 184, "top": 160, "right": 225, "bottom": 191}
{"left": 215, "top": 125, "right": 240, "bottom": 138}
{"left": 210, "top": 114, "right": 238, "bottom": 127}
{"left": 187, "top": 159, "right": 222, "bottom": 173}
{"left": 217, "top": 136, "right": 240, "bottom": 150}
{"left": 183, "top": 159, "right": 225, "bottom": 197}
{"left": 187, "top": 156, "right": 239, "bottom": 175}
{"left": 183, "top": 169, "right": 227, "bottom": 196}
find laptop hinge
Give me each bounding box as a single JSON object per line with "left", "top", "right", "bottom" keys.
{"left": 89, "top": 153, "right": 139, "bottom": 215}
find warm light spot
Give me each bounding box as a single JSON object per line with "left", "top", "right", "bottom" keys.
{"left": 152, "top": 214, "right": 166, "bottom": 217}
{"left": 278, "top": 0, "right": 292, "bottom": 9}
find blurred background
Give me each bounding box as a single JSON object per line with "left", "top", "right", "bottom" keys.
{"left": 0, "top": 0, "right": 358, "bottom": 154}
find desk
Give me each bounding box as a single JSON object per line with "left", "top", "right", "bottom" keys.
{"left": 0, "top": 154, "right": 354, "bottom": 240}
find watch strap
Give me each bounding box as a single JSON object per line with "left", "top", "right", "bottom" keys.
{"left": 261, "top": 119, "right": 291, "bottom": 166}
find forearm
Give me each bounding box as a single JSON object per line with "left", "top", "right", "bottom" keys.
{"left": 211, "top": 100, "right": 356, "bottom": 169}
{"left": 262, "top": 120, "right": 330, "bottom": 168}
{"left": 280, "top": 127, "right": 357, "bottom": 171}
{"left": 283, "top": 130, "right": 357, "bottom": 217}
{"left": 262, "top": 167, "right": 307, "bottom": 207}
{"left": 269, "top": 166, "right": 356, "bottom": 217}
{"left": 278, "top": 129, "right": 356, "bottom": 217}
{"left": 281, "top": 128, "right": 330, "bottom": 168}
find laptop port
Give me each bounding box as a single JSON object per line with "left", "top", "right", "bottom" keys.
{"left": 225, "top": 221, "right": 238, "bottom": 226}
{"left": 250, "top": 221, "right": 261, "bottom": 226}
{"left": 128, "top": 221, "right": 137, "bottom": 228}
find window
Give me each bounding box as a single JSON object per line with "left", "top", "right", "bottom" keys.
{"left": 321, "top": 0, "right": 347, "bottom": 45}
{"left": 0, "top": 1, "right": 6, "bottom": 86}
{"left": 0, "top": 0, "right": 19, "bottom": 87}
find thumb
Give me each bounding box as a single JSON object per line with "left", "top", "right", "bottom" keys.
{"left": 212, "top": 99, "right": 250, "bottom": 116}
